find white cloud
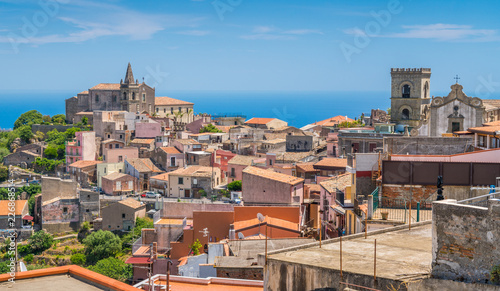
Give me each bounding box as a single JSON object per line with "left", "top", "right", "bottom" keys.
{"left": 177, "top": 30, "right": 211, "bottom": 36}
{"left": 387, "top": 24, "right": 497, "bottom": 41}
{"left": 241, "top": 26, "right": 323, "bottom": 40}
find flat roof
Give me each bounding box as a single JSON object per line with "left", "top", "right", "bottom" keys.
{"left": 0, "top": 274, "right": 104, "bottom": 290}
{"left": 268, "top": 223, "right": 432, "bottom": 281}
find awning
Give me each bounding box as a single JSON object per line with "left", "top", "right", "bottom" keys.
{"left": 125, "top": 257, "right": 151, "bottom": 264}
{"left": 330, "top": 205, "right": 346, "bottom": 215}
{"left": 22, "top": 215, "right": 33, "bottom": 221}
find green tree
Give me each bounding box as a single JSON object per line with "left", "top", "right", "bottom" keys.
{"left": 28, "top": 194, "right": 36, "bottom": 216}
{"left": 0, "top": 148, "right": 9, "bottom": 163}
{"left": 199, "top": 124, "right": 223, "bottom": 133}
{"left": 18, "top": 125, "right": 34, "bottom": 143}
{"left": 0, "top": 166, "right": 8, "bottom": 184}
{"left": 121, "top": 217, "right": 153, "bottom": 250}
{"left": 83, "top": 230, "right": 122, "bottom": 264}
{"left": 24, "top": 253, "right": 34, "bottom": 264}
{"left": 44, "top": 146, "right": 58, "bottom": 159}
{"left": 51, "top": 114, "right": 66, "bottom": 125}
{"left": 64, "top": 127, "right": 80, "bottom": 140}
{"left": 81, "top": 116, "right": 88, "bottom": 125}
{"left": 189, "top": 239, "right": 203, "bottom": 256}
{"left": 14, "top": 110, "right": 43, "bottom": 129}
{"left": 42, "top": 115, "right": 51, "bottom": 123}
{"left": 29, "top": 230, "right": 54, "bottom": 254}
{"left": 0, "top": 261, "right": 10, "bottom": 274}
{"left": 88, "top": 257, "right": 132, "bottom": 282}
{"left": 70, "top": 253, "right": 86, "bottom": 266}
{"left": 227, "top": 180, "right": 242, "bottom": 192}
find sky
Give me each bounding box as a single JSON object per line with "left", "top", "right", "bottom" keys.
{"left": 1, "top": 0, "right": 500, "bottom": 97}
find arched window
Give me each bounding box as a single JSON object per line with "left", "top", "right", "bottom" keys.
{"left": 113, "top": 95, "right": 117, "bottom": 102}
{"left": 123, "top": 92, "right": 127, "bottom": 100}
{"left": 424, "top": 82, "right": 429, "bottom": 98}
{"left": 402, "top": 109, "right": 410, "bottom": 120}
{"left": 402, "top": 85, "right": 411, "bottom": 98}
{"left": 132, "top": 92, "right": 135, "bottom": 100}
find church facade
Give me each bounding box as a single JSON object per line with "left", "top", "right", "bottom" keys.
{"left": 389, "top": 68, "right": 500, "bottom": 137}
{"left": 66, "top": 63, "right": 155, "bottom": 124}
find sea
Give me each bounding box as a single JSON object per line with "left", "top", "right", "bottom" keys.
{"left": 0, "top": 91, "right": 391, "bottom": 130}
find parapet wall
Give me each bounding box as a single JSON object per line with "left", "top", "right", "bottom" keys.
{"left": 391, "top": 68, "right": 431, "bottom": 73}
{"left": 432, "top": 199, "right": 500, "bottom": 283}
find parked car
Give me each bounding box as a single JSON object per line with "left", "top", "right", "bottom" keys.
{"left": 145, "top": 192, "right": 161, "bottom": 198}
{"left": 141, "top": 193, "right": 147, "bottom": 198}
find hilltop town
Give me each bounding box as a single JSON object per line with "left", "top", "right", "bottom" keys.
{"left": 1, "top": 64, "right": 500, "bottom": 290}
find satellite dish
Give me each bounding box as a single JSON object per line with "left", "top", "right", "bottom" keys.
{"left": 257, "top": 213, "right": 265, "bottom": 222}
{"left": 237, "top": 232, "right": 245, "bottom": 240}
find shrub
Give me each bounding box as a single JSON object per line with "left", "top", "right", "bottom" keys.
{"left": 227, "top": 180, "right": 242, "bottom": 192}
{"left": 24, "top": 253, "right": 34, "bottom": 264}
{"left": 88, "top": 257, "right": 132, "bottom": 282}
{"left": 70, "top": 253, "right": 86, "bottom": 266}
{"left": 83, "top": 230, "right": 122, "bottom": 264}
{"left": 189, "top": 239, "right": 203, "bottom": 256}
{"left": 491, "top": 264, "right": 500, "bottom": 284}
{"left": 29, "top": 230, "right": 54, "bottom": 254}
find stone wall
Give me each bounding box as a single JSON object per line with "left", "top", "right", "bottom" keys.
{"left": 432, "top": 199, "right": 500, "bottom": 284}
{"left": 382, "top": 184, "right": 490, "bottom": 203}
{"left": 384, "top": 136, "right": 473, "bottom": 155}
{"left": 216, "top": 267, "right": 263, "bottom": 280}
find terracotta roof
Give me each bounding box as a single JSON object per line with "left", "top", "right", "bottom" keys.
{"left": 155, "top": 96, "right": 194, "bottom": 106}
{"left": 305, "top": 183, "right": 321, "bottom": 193}
{"left": 296, "top": 162, "right": 318, "bottom": 172}
{"left": 125, "top": 257, "right": 151, "bottom": 264}
{"left": 483, "top": 120, "right": 500, "bottom": 126}
{"left": 233, "top": 216, "right": 299, "bottom": 233}
{"left": 151, "top": 172, "right": 169, "bottom": 181}
{"left": 0, "top": 265, "right": 141, "bottom": 291}
{"left": 467, "top": 125, "right": 500, "bottom": 135}
{"left": 483, "top": 99, "right": 500, "bottom": 111}
{"left": 119, "top": 198, "right": 144, "bottom": 209}
{"left": 149, "top": 276, "right": 263, "bottom": 291}
{"left": 90, "top": 83, "right": 120, "bottom": 90}
{"left": 0, "top": 200, "right": 27, "bottom": 216}
{"left": 168, "top": 166, "right": 216, "bottom": 178}
{"left": 102, "top": 172, "right": 131, "bottom": 181}
{"left": 214, "top": 125, "right": 233, "bottom": 133}
{"left": 175, "top": 139, "right": 201, "bottom": 145}
{"left": 243, "top": 166, "right": 304, "bottom": 185}
{"left": 78, "top": 90, "right": 88, "bottom": 95}
{"left": 160, "top": 147, "right": 182, "bottom": 154}
{"left": 320, "top": 173, "right": 351, "bottom": 193}
{"left": 130, "top": 138, "right": 154, "bottom": 144}
{"left": 245, "top": 118, "right": 275, "bottom": 125}
{"left": 69, "top": 160, "right": 102, "bottom": 168}
{"left": 126, "top": 158, "right": 162, "bottom": 173}
{"left": 314, "top": 158, "right": 347, "bottom": 169}
{"left": 313, "top": 115, "right": 354, "bottom": 127}
{"left": 228, "top": 155, "right": 255, "bottom": 166}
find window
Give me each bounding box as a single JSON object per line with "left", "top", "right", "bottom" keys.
{"left": 107, "top": 134, "right": 111, "bottom": 138}
{"left": 77, "top": 141, "right": 80, "bottom": 146}
{"left": 186, "top": 108, "right": 189, "bottom": 113}
{"left": 402, "top": 109, "right": 410, "bottom": 120}
{"left": 115, "top": 144, "right": 119, "bottom": 149}
{"left": 231, "top": 168, "right": 235, "bottom": 177}
{"left": 170, "top": 157, "right": 176, "bottom": 167}
{"left": 63, "top": 207, "right": 68, "bottom": 214}
{"left": 122, "top": 213, "right": 126, "bottom": 218}
{"left": 123, "top": 92, "right": 127, "bottom": 100}
{"left": 178, "top": 177, "right": 184, "bottom": 184}
{"left": 113, "top": 95, "right": 117, "bottom": 102}
{"left": 142, "top": 94, "right": 146, "bottom": 102}
{"left": 178, "top": 107, "right": 182, "bottom": 112}
{"left": 76, "top": 149, "right": 79, "bottom": 155}
{"left": 164, "top": 108, "right": 166, "bottom": 113}
{"left": 132, "top": 92, "right": 135, "bottom": 100}
{"left": 95, "top": 94, "right": 99, "bottom": 102}
{"left": 109, "top": 144, "right": 113, "bottom": 149}
{"left": 86, "top": 209, "right": 89, "bottom": 212}
{"left": 171, "top": 107, "right": 174, "bottom": 114}
{"left": 452, "top": 122, "right": 460, "bottom": 132}
{"left": 118, "top": 155, "right": 123, "bottom": 162}
{"left": 402, "top": 85, "right": 410, "bottom": 98}
{"left": 104, "top": 168, "right": 107, "bottom": 173}
{"left": 269, "top": 159, "right": 273, "bottom": 166}
{"left": 120, "top": 134, "right": 123, "bottom": 139}
{"left": 156, "top": 108, "right": 159, "bottom": 113}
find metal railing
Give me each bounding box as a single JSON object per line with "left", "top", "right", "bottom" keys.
{"left": 458, "top": 191, "right": 500, "bottom": 207}
{"left": 372, "top": 197, "right": 432, "bottom": 223}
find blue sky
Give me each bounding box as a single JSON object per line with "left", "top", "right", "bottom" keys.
{"left": 1, "top": 0, "right": 500, "bottom": 97}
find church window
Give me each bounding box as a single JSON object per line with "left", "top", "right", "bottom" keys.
{"left": 132, "top": 92, "right": 135, "bottom": 100}
{"left": 402, "top": 85, "right": 410, "bottom": 98}
{"left": 95, "top": 94, "right": 99, "bottom": 102}
{"left": 142, "top": 94, "right": 146, "bottom": 102}
{"left": 113, "top": 95, "right": 117, "bottom": 102}
{"left": 452, "top": 122, "right": 460, "bottom": 132}
{"left": 186, "top": 108, "right": 189, "bottom": 113}
{"left": 424, "top": 82, "right": 429, "bottom": 98}
{"left": 123, "top": 92, "right": 127, "bottom": 100}
{"left": 402, "top": 109, "right": 410, "bottom": 120}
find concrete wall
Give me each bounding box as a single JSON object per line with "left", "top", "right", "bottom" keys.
{"left": 242, "top": 172, "right": 303, "bottom": 205}
{"left": 135, "top": 122, "right": 161, "bottom": 138}
{"left": 384, "top": 136, "right": 473, "bottom": 155}
{"left": 104, "top": 147, "right": 138, "bottom": 164}
{"left": 31, "top": 124, "right": 75, "bottom": 135}
{"left": 432, "top": 199, "right": 500, "bottom": 283}
{"left": 101, "top": 201, "right": 146, "bottom": 231}
{"left": 41, "top": 177, "right": 78, "bottom": 203}
{"left": 382, "top": 184, "right": 490, "bottom": 203}
{"left": 79, "top": 190, "right": 100, "bottom": 223}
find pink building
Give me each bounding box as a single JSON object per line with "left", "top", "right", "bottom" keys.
{"left": 104, "top": 147, "right": 139, "bottom": 164}
{"left": 227, "top": 155, "right": 255, "bottom": 183}
{"left": 66, "top": 131, "right": 96, "bottom": 171}
{"left": 135, "top": 122, "right": 161, "bottom": 139}
{"left": 101, "top": 172, "right": 138, "bottom": 195}
{"left": 242, "top": 166, "right": 304, "bottom": 206}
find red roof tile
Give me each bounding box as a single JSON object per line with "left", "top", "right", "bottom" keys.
{"left": 245, "top": 118, "right": 275, "bottom": 125}
{"left": 155, "top": 96, "right": 194, "bottom": 106}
